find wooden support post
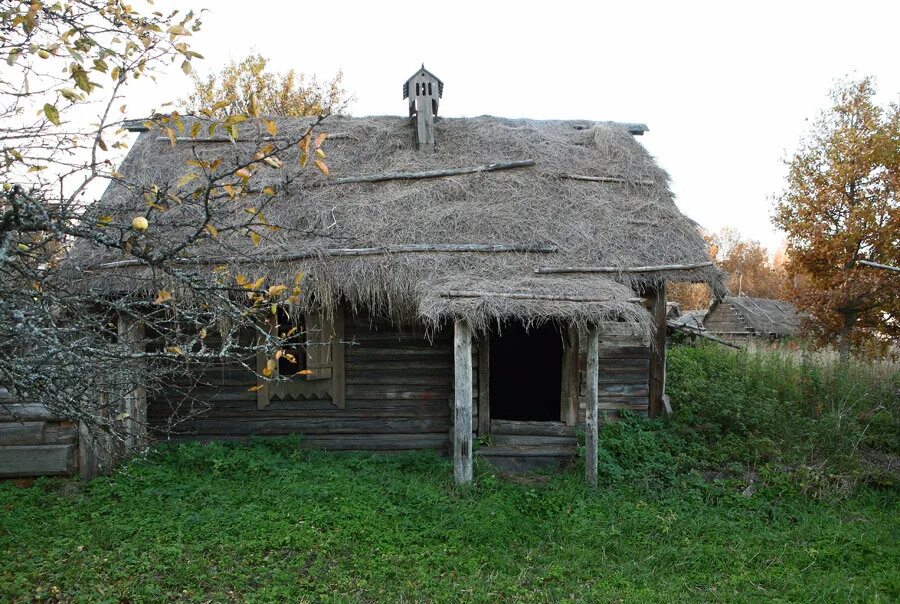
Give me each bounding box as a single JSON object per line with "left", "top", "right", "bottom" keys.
{"left": 453, "top": 319, "right": 473, "bottom": 485}
{"left": 648, "top": 284, "right": 667, "bottom": 418}
{"left": 560, "top": 326, "right": 580, "bottom": 426}
{"left": 118, "top": 316, "right": 146, "bottom": 451}
{"left": 477, "top": 337, "right": 490, "bottom": 437}
{"left": 585, "top": 325, "right": 600, "bottom": 488}
{"left": 77, "top": 421, "right": 99, "bottom": 480}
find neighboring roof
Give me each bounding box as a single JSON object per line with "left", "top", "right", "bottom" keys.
{"left": 70, "top": 115, "right": 724, "bottom": 332}
{"left": 670, "top": 310, "right": 706, "bottom": 331}
{"left": 706, "top": 296, "right": 801, "bottom": 337}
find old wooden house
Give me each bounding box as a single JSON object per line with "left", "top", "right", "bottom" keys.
{"left": 704, "top": 296, "right": 801, "bottom": 342}
{"left": 28, "top": 67, "right": 725, "bottom": 484}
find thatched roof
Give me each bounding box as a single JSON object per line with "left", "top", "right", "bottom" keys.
{"left": 69, "top": 115, "right": 724, "bottom": 332}
{"left": 706, "top": 296, "right": 801, "bottom": 337}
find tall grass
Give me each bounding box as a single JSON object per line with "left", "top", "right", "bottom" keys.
{"left": 656, "top": 344, "right": 900, "bottom": 497}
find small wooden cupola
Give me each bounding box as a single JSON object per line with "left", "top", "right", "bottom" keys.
{"left": 403, "top": 65, "right": 443, "bottom": 151}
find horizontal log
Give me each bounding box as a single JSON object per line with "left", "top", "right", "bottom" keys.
{"left": 94, "top": 242, "right": 557, "bottom": 269}
{"left": 0, "top": 403, "right": 63, "bottom": 422}
{"left": 161, "top": 433, "right": 448, "bottom": 451}
{"left": 0, "top": 422, "right": 77, "bottom": 446}
{"left": 491, "top": 434, "right": 577, "bottom": 447}
{"left": 558, "top": 173, "right": 655, "bottom": 186}
{"left": 162, "top": 416, "right": 450, "bottom": 436}
{"left": 535, "top": 262, "right": 715, "bottom": 274}
{"left": 443, "top": 290, "right": 644, "bottom": 304}
{"left": 858, "top": 260, "right": 900, "bottom": 273}
{"left": 325, "top": 160, "right": 536, "bottom": 185}
{"left": 490, "top": 420, "right": 575, "bottom": 437}
{"left": 0, "top": 444, "right": 76, "bottom": 477}
{"left": 477, "top": 444, "right": 575, "bottom": 457}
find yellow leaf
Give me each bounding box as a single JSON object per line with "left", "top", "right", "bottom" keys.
{"left": 204, "top": 223, "right": 218, "bottom": 239}
{"left": 235, "top": 274, "right": 248, "bottom": 286}
{"left": 166, "top": 346, "right": 185, "bottom": 356}
{"left": 199, "top": 328, "right": 208, "bottom": 339}
{"left": 190, "top": 122, "right": 201, "bottom": 139}
{"left": 177, "top": 172, "right": 198, "bottom": 187}
{"left": 296, "top": 369, "right": 314, "bottom": 376}
{"left": 166, "top": 127, "right": 176, "bottom": 147}
{"left": 154, "top": 290, "right": 173, "bottom": 304}
{"left": 314, "top": 160, "right": 329, "bottom": 177}
{"left": 315, "top": 148, "right": 325, "bottom": 159}
{"left": 181, "top": 60, "right": 191, "bottom": 75}
{"left": 261, "top": 367, "right": 273, "bottom": 378}
{"left": 262, "top": 186, "right": 276, "bottom": 196}
{"left": 262, "top": 156, "right": 283, "bottom": 169}
{"left": 248, "top": 93, "right": 260, "bottom": 118}
{"left": 235, "top": 167, "right": 252, "bottom": 179}
{"left": 267, "top": 284, "right": 288, "bottom": 296}
{"left": 314, "top": 132, "right": 327, "bottom": 148}
{"left": 299, "top": 152, "right": 309, "bottom": 169}
{"left": 97, "top": 215, "right": 113, "bottom": 226}
{"left": 250, "top": 231, "right": 261, "bottom": 247}
{"left": 265, "top": 120, "right": 277, "bottom": 136}
{"left": 299, "top": 133, "right": 310, "bottom": 154}
{"left": 222, "top": 183, "right": 236, "bottom": 198}
{"left": 267, "top": 358, "right": 276, "bottom": 372}
{"left": 248, "top": 384, "right": 264, "bottom": 392}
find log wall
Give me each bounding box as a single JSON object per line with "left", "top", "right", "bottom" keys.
{"left": 148, "top": 311, "right": 472, "bottom": 452}
{"left": 0, "top": 393, "right": 78, "bottom": 477}
{"left": 148, "top": 313, "right": 645, "bottom": 451}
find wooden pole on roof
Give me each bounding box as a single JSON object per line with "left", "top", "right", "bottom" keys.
{"left": 585, "top": 325, "right": 600, "bottom": 488}
{"left": 453, "top": 319, "right": 473, "bottom": 485}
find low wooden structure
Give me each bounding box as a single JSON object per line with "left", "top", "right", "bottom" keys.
{"left": 704, "top": 296, "right": 801, "bottom": 342}
{"left": 57, "top": 67, "right": 724, "bottom": 485}
{"left": 0, "top": 390, "right": 77, "bottom": 478}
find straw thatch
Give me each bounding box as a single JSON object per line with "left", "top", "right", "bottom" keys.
{"left": 705, "top": 296, "right": 801, "bottom": 337}
{"left": 69, "top": 115, "right": 724, "bottom": 332}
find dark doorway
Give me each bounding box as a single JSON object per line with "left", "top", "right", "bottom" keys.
{"left": 489, "top": 321, "right": 563, "bottom": 421}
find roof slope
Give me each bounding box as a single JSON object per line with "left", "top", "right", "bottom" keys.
{"left": 706, "top": 296, "right": 801, "bottom": 337}
{"left": 70, "top": 115, "right": 724, "bottom": 331}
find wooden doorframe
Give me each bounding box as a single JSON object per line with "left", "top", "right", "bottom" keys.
{"left": 477, "top": 322, "right": 580, "bottom": 435}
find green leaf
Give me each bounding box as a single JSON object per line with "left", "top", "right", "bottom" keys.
{"left": 43, "top": 103, "right": 60, "bottom": 126}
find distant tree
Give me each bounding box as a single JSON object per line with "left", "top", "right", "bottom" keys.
{"left": 774, "top": 77, "right": 899, "bottom": 359}
{"left": 182, "top": 53, "right": 351, "bottom": 117}
{"left": 668, "top": 228, "right": 788, "bottom": 311}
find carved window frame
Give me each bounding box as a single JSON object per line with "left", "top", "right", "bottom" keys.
{"left": 256, "top": 306, "right": 345, "bottom": 410}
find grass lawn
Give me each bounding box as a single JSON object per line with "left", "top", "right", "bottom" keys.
{"left": 1, "top": 442, "right": 897, "bottom": 603}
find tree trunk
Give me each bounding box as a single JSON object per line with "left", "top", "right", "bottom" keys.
{"left": 837, "top": 312, "right": 856, "bottom": 362}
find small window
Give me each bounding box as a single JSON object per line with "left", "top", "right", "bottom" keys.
{"left": 428, "top": 82, "right": 433, "bottom": 95}
{"left": 273, "top": 308, "right": 306, "bottom": 377}
{"left": 256, "top": 307, "right": 345, "bottom": 411}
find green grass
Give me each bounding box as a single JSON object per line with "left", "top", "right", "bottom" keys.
{"left": 0, "top": 345, "right": 897, "bottom": 602}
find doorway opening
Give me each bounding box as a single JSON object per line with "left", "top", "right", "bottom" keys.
{"left": 489, "top": 321, "right": 563, "bottom": 422}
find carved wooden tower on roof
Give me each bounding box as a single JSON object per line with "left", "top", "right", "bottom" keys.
{"left": 403, "top": 65, "right": 443, "bottom": 151}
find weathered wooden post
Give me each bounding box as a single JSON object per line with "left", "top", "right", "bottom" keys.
{"left": 585, "top": 325, "right": 600, "bottom": 487}
{"left": 453, "top": 318, "right": 473, "bottom": 485}
{"left": 118, "top": 315, "right": 147, "bottom": 451}
{"left": 648, "top": 283, "right": 667, "bottom": 418}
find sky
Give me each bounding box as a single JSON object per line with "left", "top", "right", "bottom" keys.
{"left": 127, "top": 0, "right": 900, "bottom": 253}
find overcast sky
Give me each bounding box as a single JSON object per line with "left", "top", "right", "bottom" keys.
{"left": 130, "top": 0, "right": 900, "bottom": 253}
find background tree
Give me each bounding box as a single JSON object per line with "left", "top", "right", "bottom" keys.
{"left": 668, "top": 227, "right": 788, "bottom": 310}
{"left": 0, "top": 1, "right": 330, "bottom": 469}
{"left": 182, "top": 52, "right": 351, "bottom": 117}
{"left": 774, "top": 77, "right": 899, "bottom": 358}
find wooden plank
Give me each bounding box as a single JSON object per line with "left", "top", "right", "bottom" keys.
{"left": 161, "top": 433, "right": 448, "bottom": 451}
{"left": 490, "top": 419, "right": 576, "bottom": 437}
{"left": 453, "top": 319, "right": 473, "bottom": 485}
{"left": 585, "top": 325, "right": 600, "bottom": 487}
{"left": 477, "top": 444, "right": 575, "bottom": 457}
{"left": 648, "top": 284, "right": 667, "bottom": 418}
{"left": 0, "top": 403, "right": 62, "bottom": 422}
{"left": 0, "top": 444, "right": 75, "bottom": 477}
{"left": 0, "top": 421, "right": 77, "bottom": 446}
{"left": 325, "top": 160, "right": 537, "bottom": 185}
{"left": 490, "top": 434, "right": 577, "bottom": 447}
{"left": 561, "top": 326, "right": 579, "bottom": 426}
{"left": 118, "top": 315, "right": 147, "bottom": 450}
{"left": 160, "top": 417, "right": 450, "bottom": 436}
